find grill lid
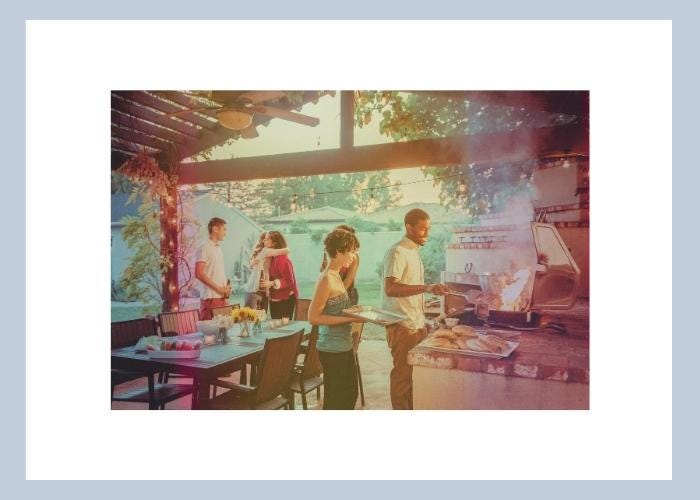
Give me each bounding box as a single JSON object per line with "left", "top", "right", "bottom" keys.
{"left": 530, "top": 223, "right": 580, "bottom": 309}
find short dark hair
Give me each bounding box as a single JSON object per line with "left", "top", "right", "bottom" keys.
{"left": 208, "top": 217, "right": 226, "bottom": 234}
{"left": 335, "top": 224, "right": 356, "bottom": 234}
{"left": 324, "top": 228, "right": 360, "bottom": 258}
{"left": 404, "top": 208, "right": 430, "bottom": 226}
{"left": 266, "top": 230, "right": 287, "bottom": 249}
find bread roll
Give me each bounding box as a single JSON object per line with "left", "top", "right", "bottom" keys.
{"left": 452, "top": 325, "right": 477, "bottom": 337}
{"left": 426, "top": 337, "right": 457, "bottom": 349}
{"left": 433, "top": 328, "right": 458, "bottom": 341}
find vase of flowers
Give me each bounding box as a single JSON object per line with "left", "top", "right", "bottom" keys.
{"left": 231, "top": 307, "right": 260, "bottom": 337}
{"left": 212, "top": 313, "right": 235, "bottom": 344}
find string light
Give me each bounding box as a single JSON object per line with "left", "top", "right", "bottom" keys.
{"left": 458, "top": 173, "right": 467, "bottom": 195}
{"left": 291, "top": 193, "right": 298, "bottom": 212}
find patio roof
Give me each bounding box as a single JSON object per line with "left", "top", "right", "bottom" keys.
{"left": 111, "top": 90, "right": 334, "bottom": 170}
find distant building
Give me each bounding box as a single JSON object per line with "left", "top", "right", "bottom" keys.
{"left": 259, "top": 205, "right": 357, "bottom": 232}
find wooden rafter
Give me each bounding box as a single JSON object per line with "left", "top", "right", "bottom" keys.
{"left": 177, "top": 123, "right": 588, "bottom": 184}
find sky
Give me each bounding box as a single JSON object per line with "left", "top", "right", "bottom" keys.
{"left": 204, "top": 93, "right": 441, "bottom": 206}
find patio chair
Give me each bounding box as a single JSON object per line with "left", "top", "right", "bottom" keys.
{"left": 208, "top": 329, "right": 303, "bottom": 410}
{"left": 111, "top": 318, "right": 194, "bottom": 410}
{"left": 351, "top": 322, "right": 365, "bottom": 406}
{"left": 209, "top": 303, "right": 240, "bottom": 318}
{"left": 157, "top": 309, "right": 200, "bottom": 384}
{"left": 294, "top": 298, "right": 311, "bottom": 321}
{"left": 287, "top": 327, "right": 323, "bottom": 410}
{"left": 157, "top": 308, "right": 200, "bottom": 337}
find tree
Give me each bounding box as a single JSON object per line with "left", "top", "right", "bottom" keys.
{"left": 289, "top": 217, "right": 310, "bottom": 234}
{"left": 205, "top": 170, "right": 402, "bottom": 219}
{"left": 118, "top": 188, "right": 200, "bottom": 315}
{"left": 353, "top": 91, "right": 572, "bottom": 215}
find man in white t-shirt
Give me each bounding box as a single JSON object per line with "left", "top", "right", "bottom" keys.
{"left": 381, "top": 208, "right": 447, "bottom": 410}
{"left": 195, "top": 217, "right": 231, "bottom": 320}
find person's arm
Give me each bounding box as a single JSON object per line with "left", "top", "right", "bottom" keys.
{"left": 252, "top": 247, "right": 289, "bottom": 267}
{"left": 384, "top": 277, "right": 447, "bottom": 297}
{"left": 308, "top": 276, "right": 358, "bottom": 326}
{"left": 195, "top": 261, "right": 228, "bottom": 296}
{"left": 342, "top": 254, "right": 359, "bottom": 290}
{"left": 260, "top": 257, "right": 294, "bottom": 291}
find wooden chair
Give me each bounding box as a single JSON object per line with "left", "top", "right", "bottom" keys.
{"left": 111, "top": 318, "right": 194, "bottom": 410}
{"left": 157, "top": 309, "right": 200, "bottom": 337}
{"left": 210, "top": 303, "right": 240, "bottom": 318}
{"left": 287, "top": 327, "right": 323, "bottom": 410}
{"left": 157, "top": 309, "right": 200, "bottom": 384}
{"left": 351, "top": 322, "right": 365, "bottom": 407}
{"left": 294, "top": 298, "right": 311, "bottom": 321}
{"left": 208, "top": 329, "right": 303, "bottom": 410}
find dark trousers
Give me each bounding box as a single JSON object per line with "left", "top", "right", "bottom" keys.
{"left": 269, "top": 296, "right": 296, "bottom": 320}
{"left": 318, "top": 349, "right": 358, "bottom": 410}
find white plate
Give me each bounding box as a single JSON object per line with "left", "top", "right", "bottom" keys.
{"left": 147, "top": 349, "right": 201, "bottom": 359}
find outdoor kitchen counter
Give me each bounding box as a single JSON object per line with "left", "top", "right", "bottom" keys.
{"left": 408, "top": 299, "right": 589, "bottom": 409}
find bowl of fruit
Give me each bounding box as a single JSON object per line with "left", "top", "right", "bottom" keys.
{"left": 146, "top": 339, "right": 202, "bottom": 359}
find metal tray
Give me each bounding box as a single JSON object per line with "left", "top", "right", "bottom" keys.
{"left": 342, "top": 305, "right": 408, "bottom": 326}
{"left": 419, "top": 337, "right": 519, "bottom": 359}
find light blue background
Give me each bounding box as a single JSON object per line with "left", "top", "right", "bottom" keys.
{"left": 5, "top": 0, "right": 690, "bottom": 497}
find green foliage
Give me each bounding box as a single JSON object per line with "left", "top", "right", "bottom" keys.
{"left": 310, "top": 228, "right": 325, "bottom": 244}
{"left": 354, "top": 91, "right": 569, "bottom": 215}
{"left": 385, "top": 218, "right": 403, "bottom": 231}
{"left": 345, "top": 215, "right": 382, "bottom": 234}
{"left": 289, "top": 217, "right": 311, "bottom": 234}
{"left": 118, "top": 190, "right": 200, "bottom": 315}
{"left": 111, "top": 171, "right": 135, "bottom": 194}
{"left": 419, "top": 225, "right": 452, "bottom": 285}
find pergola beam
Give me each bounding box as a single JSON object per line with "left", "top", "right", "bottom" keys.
{"left": 177, "top": 123, "right": 587, "bottom": 185}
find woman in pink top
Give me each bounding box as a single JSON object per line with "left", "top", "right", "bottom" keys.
{"left": 260, "top": 231, "right": 299, "bottom": 320}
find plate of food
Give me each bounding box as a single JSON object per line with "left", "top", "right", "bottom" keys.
{"left": 342, "top": 305, "right": 408, "bottom": 326}
{"left": 146, "top": 340, "right": 202, "bottom": 359}
{"left": 421, "top": 331, "right": 517, "bottom": 358}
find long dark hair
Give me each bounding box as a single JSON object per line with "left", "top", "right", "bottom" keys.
{"left": 266, "top": 230, "right": 287, "bottom": 249}
{"left": 251, "top": 232, "right": 266, "bottom": 260}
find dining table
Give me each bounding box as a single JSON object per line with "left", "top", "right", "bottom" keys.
{"left": 111, "top": 320, "right": 312, "bottom": 409}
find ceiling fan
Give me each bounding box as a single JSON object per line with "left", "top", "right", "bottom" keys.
{"left": 164, "top": 91, "right": 321, "bottom": 137}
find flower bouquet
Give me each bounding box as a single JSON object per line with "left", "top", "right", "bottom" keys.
{"left": 212, "top": 313, "right": 236, "bottom": 343}
{"left": 231, "top": 307, "right": 261, "bottom": 337}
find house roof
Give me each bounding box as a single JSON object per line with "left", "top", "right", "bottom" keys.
{"left": 261, "top": 205, "right": 357, "bottom": 224}
{"left": 364, "top": 202, "right": 453, "bottom": 224}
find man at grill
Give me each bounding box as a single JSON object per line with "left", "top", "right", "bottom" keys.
{"left": 195, "top": 217, "right": 231, "bottom": 320}
{"left": 381, "top": 208, "right": 447, "bottom": 410}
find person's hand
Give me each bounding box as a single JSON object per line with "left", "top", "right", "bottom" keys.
{"left": 260, "top": 279, "right": 274, "bottom": 289}
{"left": 426, "top": 283, "right": 448, "bottom": 295}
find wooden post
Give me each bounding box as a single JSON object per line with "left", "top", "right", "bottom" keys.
{"left": 160, "top": 183, "right": 180, "bottom": 312}
{"left": 340, "top": 90, "right": 354, "bottom": 150}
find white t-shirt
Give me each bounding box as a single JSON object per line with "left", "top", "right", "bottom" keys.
{"left": 381, "top": 236, "right": 425, "bottom": 330}
{"left": 195, "top": 239, "right": 227, "bottom": 299}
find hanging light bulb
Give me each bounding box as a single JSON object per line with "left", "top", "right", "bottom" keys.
{"left": 291, "top": 193, "right": 298, "bottom": 212}
{"left": 309, "top": 188, "right": 316, "bottom": 200}
{"left": 458, "top": 173, "right": 467, "bottom": 194}
{"left": 562, "top": 156, "right": 571, "bottom": 168}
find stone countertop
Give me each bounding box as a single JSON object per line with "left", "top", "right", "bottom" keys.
{"left": 408, "top": 300, "right": 589, "bottom": 384}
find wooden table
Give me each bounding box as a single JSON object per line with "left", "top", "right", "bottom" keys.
{"left": 111, "top": 321, "right": 311, "bottom": 409}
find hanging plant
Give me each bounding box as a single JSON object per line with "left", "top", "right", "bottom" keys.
{"left": 117, "top": 151, "right": 177, "bottom": 199}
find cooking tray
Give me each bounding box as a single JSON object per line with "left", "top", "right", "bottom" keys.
{"left": 342, "top": 305, "right": 408, "bottom": 326}
{"left": 419, "top": 336, "right": 519, "bottom": 359}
